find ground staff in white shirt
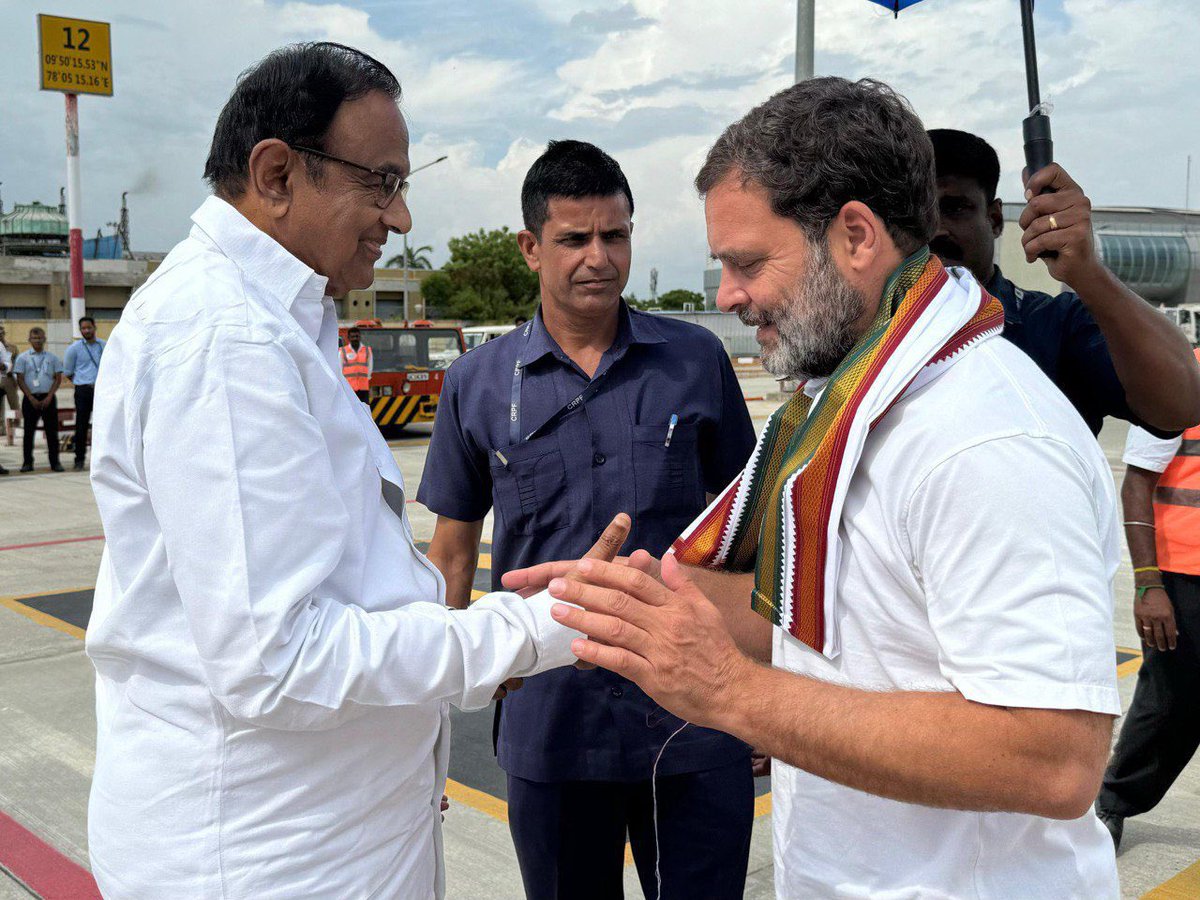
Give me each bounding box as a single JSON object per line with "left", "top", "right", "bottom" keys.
{"left": 515, "top": 78, "right": 1122, "bottom": 898}
{"left": 85, "top": 43, "right": 613, "bottom": 899}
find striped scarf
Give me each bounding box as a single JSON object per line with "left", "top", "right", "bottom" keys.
{"left": 672, "top": 250, "right": 1004, "bottom": 656}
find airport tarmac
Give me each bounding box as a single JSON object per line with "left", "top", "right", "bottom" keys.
{"left": 0, "top": 383, "right": 1197, "bottom": 899}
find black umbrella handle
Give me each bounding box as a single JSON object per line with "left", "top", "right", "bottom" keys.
{"left": 1023, "top": 111, "right": 1054, "bottom": 179}
{"left": 1021, "top": 0, "right": 1057, "bottom": 259}
{"left": 1023, "top": 113, "right": 1058, "bottom": 260}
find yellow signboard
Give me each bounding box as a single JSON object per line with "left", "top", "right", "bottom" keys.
{"left": 38, "top": 14, "right": 113, "bottom": 96}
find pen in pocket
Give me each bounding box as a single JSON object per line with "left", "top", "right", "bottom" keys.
{"left": 664, "top": 414, "right": 678, "bottom": 448}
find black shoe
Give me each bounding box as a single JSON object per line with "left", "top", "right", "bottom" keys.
{"left": 73, "top": 460, "right": 85, "bottom": 471}
{"left": 0, "top": 464, "right": 8, "bottom": 475}
{"left": 20, "top": 463, "right": 33, "bottom": 473}
{"left": 50, "top": 462, "right": 65, "bottom": 472}
{"left": 1097, "top": 810, "right": 1123, "bottom": 852}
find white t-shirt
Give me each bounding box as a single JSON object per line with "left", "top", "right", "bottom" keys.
{"left": 1123, "top": 424, "right": 1181, "bottom": 474}
{"left": 772, "top": 337, "right": 1121, "bottom": 899}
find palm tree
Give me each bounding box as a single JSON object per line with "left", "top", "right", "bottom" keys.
{"left": 385, "top": 244, "right": 434, "bottom": 270}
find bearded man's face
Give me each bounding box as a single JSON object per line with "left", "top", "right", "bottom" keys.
{"left": 705, "top": 177, "right": 870, "bottom": 380}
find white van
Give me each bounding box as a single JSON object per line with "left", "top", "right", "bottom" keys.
{"left": 461, "top": 324, "right": 517, "bottom": 351}
{"left": 1163, "top": 306, "right": 1200, "bottom": 346}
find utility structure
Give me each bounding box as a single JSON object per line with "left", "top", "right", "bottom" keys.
{"left": 37, "top": 13, "right": 113, "bottom": 337}
{"left": 400, "top": 154, "right": 448, "bottom": 321}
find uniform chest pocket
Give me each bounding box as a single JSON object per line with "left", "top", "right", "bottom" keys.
{"left": 490, "top": 436, "right": 572, "bottom": 537}
{"left": 632, "top": 422, "right": 704, "bottom": 520}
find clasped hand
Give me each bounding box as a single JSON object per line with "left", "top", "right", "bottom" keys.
{"left": 507, "top": 546, "right": 751, "bottom": 731}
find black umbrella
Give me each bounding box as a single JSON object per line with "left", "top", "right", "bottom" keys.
{"left": 868, "top": 0, "right": 1054, "bottom": 179}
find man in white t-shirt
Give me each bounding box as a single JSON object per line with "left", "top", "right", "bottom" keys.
{"left": 520, "top": 77, "right": 1121, "bottom": 898}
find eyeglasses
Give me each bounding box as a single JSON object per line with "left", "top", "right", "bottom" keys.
{"left": 289, "top": 145, "right": 409, "bottom": 209}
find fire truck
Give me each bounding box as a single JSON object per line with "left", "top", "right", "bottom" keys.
{"left": 337, "top": 319, "right": 466, "bottom": 431}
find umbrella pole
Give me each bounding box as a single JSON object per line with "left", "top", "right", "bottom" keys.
{"left": 1020, "top": 0, "right": 1054, "bottom": 177}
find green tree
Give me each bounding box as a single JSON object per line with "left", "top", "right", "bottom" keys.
{"left": 421, "top": 227, "right": 539, "bottom": 322}
{"left": 654, "top": 288, "right": 704, "bottom": 310}
{"left": 385, "top": 244, "right": 434, "bottom": 269}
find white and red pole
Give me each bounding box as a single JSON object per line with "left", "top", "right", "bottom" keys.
{"left": 65, "top": 92, "right": 85, "bottom": 338}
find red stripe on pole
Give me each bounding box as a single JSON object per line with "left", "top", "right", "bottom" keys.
{"left": 68, "top": 229, "right": 84, "bottom": 300}
{"left": 0, "top": 810, "right": 101, "bottom": 899}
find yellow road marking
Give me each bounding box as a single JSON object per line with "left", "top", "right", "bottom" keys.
{"left": 1117, "top": 645, "right": 1144, "bottom": 679}
{"left": 0, "top": 594, "right": 87, "bottom": 640}
{"left": 755, "top": 792, "right": 772, "bottom": 817}
{"left": 1144, "top": 858, "right": 1200, "bottom": 898}
{"left": 445, "top": 778, "right": 508, "bottom": 823}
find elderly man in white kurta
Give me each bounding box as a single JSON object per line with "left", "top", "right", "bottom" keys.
{"left": 85, "top": 44, "right": 597, "bottom": 898}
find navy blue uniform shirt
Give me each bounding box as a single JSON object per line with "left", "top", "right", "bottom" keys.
{"left": 418, "top": 302, "right": 756, "bottom": 782}
{"left": 988, "top": 266, "right": 1162, "bottom": 436}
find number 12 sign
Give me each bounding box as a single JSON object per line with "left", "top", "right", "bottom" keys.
{"left": 38, "top": 14, "right": 113, "bottom": 96}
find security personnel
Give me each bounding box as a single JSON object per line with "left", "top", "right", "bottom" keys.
{"left": 418, "top": 140, "right": 757, "bottom": 900}
{"left": 927, "top": 129, "right": 1200, "bottom": 435}
{"left": 63, "top": 315, "right": 106, "bottom": 470}
{"left": 13, "top": 326, "right": 64, "bottom": 472}
{"left": 340, "top": 326, "right": 372, "bottom": 402}
{"left": 1096, "top": 348, "right": 1200, "bottom": 850}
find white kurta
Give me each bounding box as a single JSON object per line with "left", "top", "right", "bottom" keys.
{"left": 85, "top": 197, "right": 579, "bottom": 898}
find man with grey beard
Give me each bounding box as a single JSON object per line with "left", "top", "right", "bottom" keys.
{"left": 735, "top": 235, "right": 865, "bottom": 380}
{"left": 512, "top": 77, "right": 1122, "bottom": 898}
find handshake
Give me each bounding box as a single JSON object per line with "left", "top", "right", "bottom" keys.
{"left": 494, "top": 512, "right": 761, "bottom": 736}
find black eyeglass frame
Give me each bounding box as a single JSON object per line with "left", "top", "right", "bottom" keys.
{"left": 289, "top": 144, "right": 408, "bottom": 209}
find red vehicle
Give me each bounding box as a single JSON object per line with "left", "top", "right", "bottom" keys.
{"left": 338, "top": 319, "right": 466, "bottom": 431}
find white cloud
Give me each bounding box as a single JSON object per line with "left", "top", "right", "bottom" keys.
{"left": 1, "top": 0, "right": 1195, "bottom": 299}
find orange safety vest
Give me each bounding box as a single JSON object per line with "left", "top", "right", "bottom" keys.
{"left": 340, "top": 344, "right": 372, "bottom": 392}
{"left": 1153, "top": 349, "right": 1200, "bottom": 576}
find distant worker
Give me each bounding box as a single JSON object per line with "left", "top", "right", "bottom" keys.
{"left": 63, "top": 316, "right": 106, "bottom": 471}
{"left": 14, "top": 326, "right": 64, "bottom": 473}
{"left": 420, "top": 140, "right": 757, "bottom": 900}
{"left": 928, "top": 129, "right": 1200, "bottom": 435}
{"left": 1095, "top": 348, "right": 1200, "bottom": 850}
{"left": 0, "top": 324, "right": 17, "bottom": 474}
{"left": 340, "top": 325, "right": 373, "bottom": 402}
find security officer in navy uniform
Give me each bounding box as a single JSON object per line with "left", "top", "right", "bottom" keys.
{"left": 419, "top": 140, "right": 756, "bottom": 899}
{"left": 927, "top": 129, "right": 1200, "bottom": 434}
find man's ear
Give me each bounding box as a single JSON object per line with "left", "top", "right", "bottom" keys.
{"left": 830, "top": 200, "right": 883, "bottom": 275}
{"left": 245, "top": 139, "right": 296, "bottom": 219}
{"left": 516, "top": 229, "right": 541, "bottom": 273}
{"left": 988, "top": 197, "right": 1004, "bottom": 238}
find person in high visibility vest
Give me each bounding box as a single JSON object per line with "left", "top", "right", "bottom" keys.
{"left": 340, "top": 327, "right": 373, "bottom": 403}
{"left": 1096, "top": 349, "right": 1200, "bottom": 851}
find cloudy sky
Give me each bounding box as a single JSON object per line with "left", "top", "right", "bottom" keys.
{"left": 2, "top": 0, "right": 1196, "bottom": 296}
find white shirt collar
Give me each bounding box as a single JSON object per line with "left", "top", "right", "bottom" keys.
{"left": 802, "top": 376, "right": 828, "bottom": 400}
{"left": 190, "top": 196, "right": 330, "bottom": 343}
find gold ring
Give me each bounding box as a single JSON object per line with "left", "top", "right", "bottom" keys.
{"left": 1048, "top": 215, "right": 1060, "bottom": 230}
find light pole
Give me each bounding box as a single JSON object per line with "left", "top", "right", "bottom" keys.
{"left": 402, "top": 154, "right": 448, "bottom": 322}
{"left": 795, "top": 0, "right": 815, "bottom": 82}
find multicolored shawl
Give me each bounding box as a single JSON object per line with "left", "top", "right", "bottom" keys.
{"left": 672, "top": 250, "right": 1005, "bottom": 657}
